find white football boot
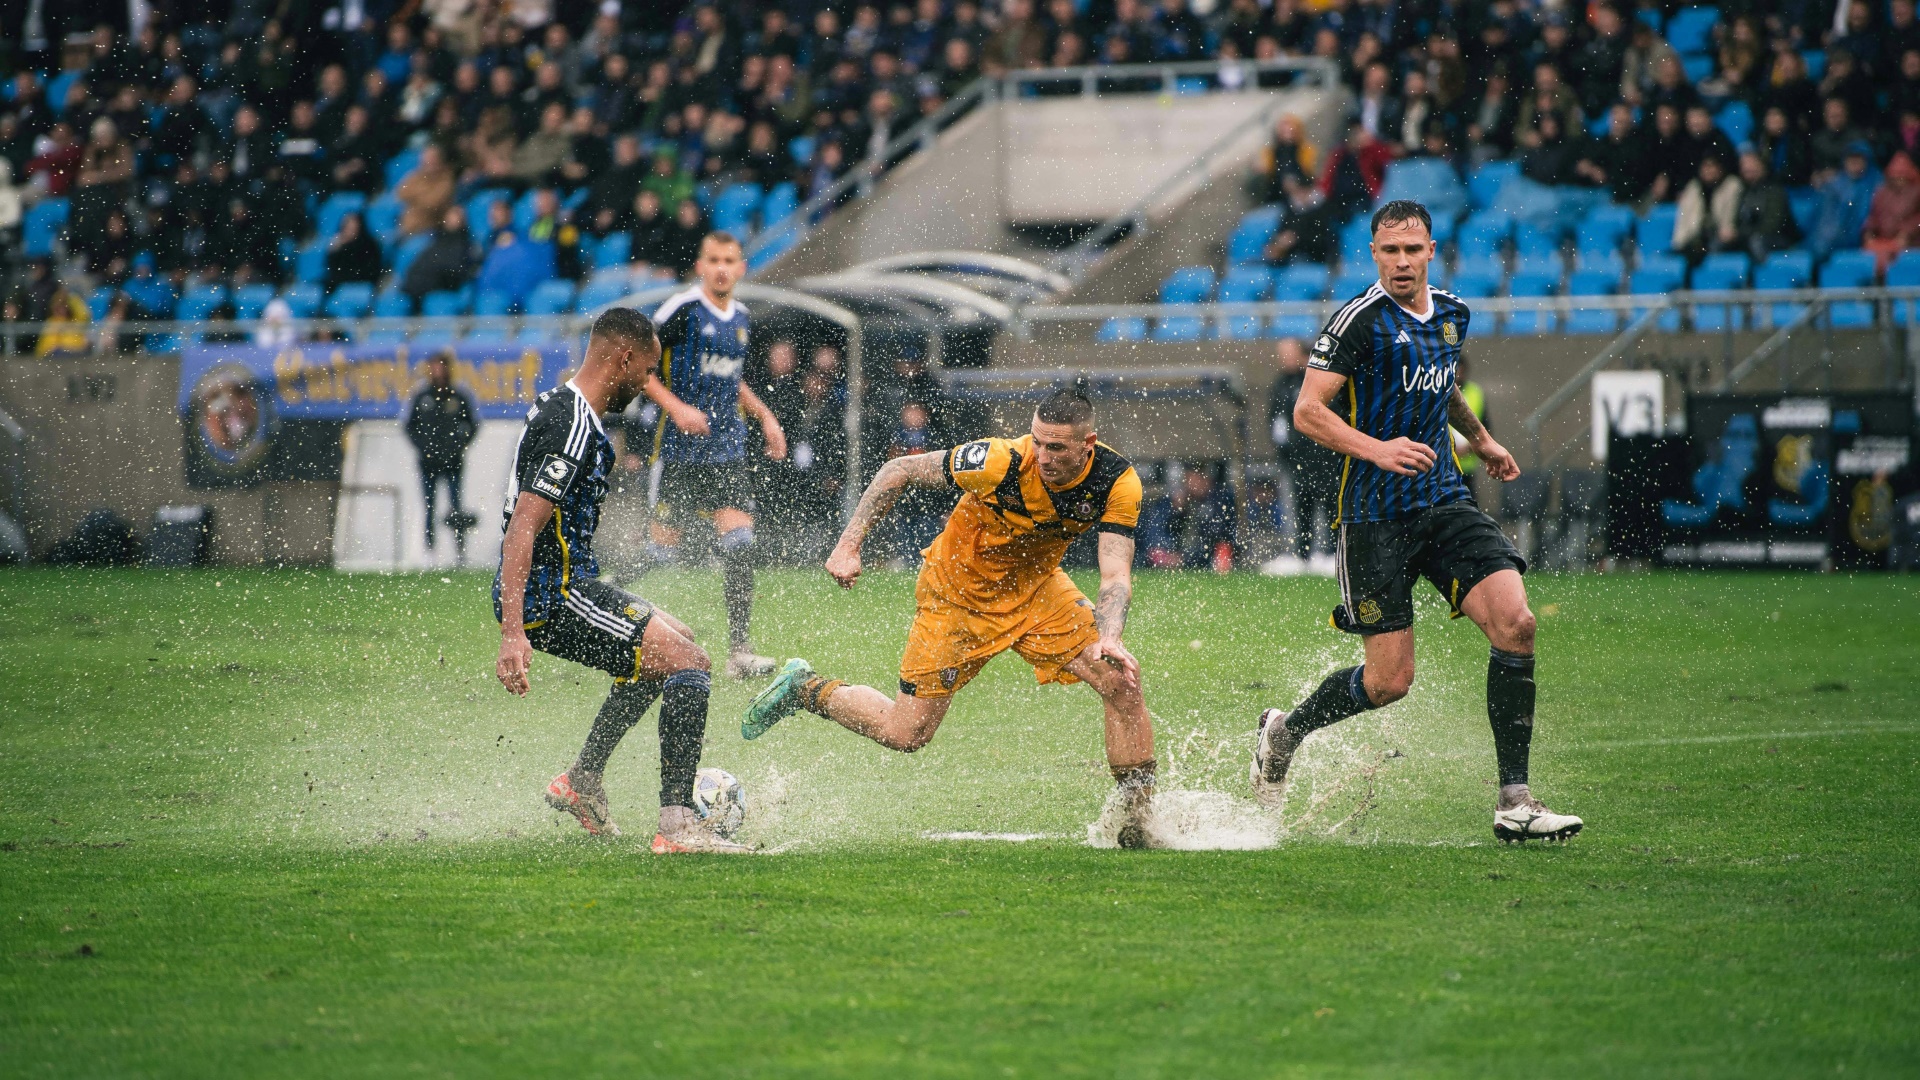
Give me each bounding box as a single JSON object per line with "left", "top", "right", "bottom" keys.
{"left": 1249, "top": 709, "right": 1302, "bottom": 810}
{"left": 1493, "top": 797, "right": 1584, "bottom": 843}
{"left": 726, "top": 651, "right": 778, "bottom": 679}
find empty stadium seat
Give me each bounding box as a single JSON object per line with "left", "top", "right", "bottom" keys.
{"left": 1667, "top": 7, "right": 1719, "bottom": 54}
{"left": 231, "top": 284, "right": 276, "bottom": 321}
{"left": 422, "top": 290, "right": 470, "bottom": 317}
{"left": 1565, "top": 271, "right": 1620, "bottom": 334}
{"left": 86, "top": 286, "right": 115, "bottom": 321}
{"left": 1455, "top": 212, "right": 1511, "bottom": 260}
{"left": 1513, "top": 224, "right": 1561, "bottom": 260}
{"left": 1681, "top": 55, "right": 1715, "bottom": 84}
{"left": 466, "top": 191, "right": 510, "bottom": 244}
{"left": 761, "top": 182, "right": 800, "bottom": 230}
{"left": 1227, "top": 206, "right": 1283, "bottom": 265}
{"left": 526, "top": 280, "right": 578, "bottom": 316}
{"left": 1096, "top": 317, "right": 1147, "bottom": 343}
{"left": 1514, "top": 252, "right": 1566, "bottom": 283}
{"left": 1820, "top": 250, "right": 1878, "bottom": 326}
{"left": 1275, "top": 262, "right": 1330, "bottom": 298}
{"left": 474, "top": 289, "right": 516, "bottom": 317}
{"left": 178, "top": 284, "right": 229, "bottom": 321}
{"left": 1887, "top": 251, "right": 1920, "bottom": 324}
{"left": 711, "top": 183, "right": 765, "bottom": 235}
{"left": 1636, "top": 205, "right": 1679, "bottom": 254}
{"left": 1159, "top": 266, "right": 1216, "bottom": 304}
{"left": 1448, "top": 271, "right": 1499, "bottom": 299}
{"left": 1697, "top": 252, "right": 1751, "bottom": 286}
{"left": 1467, "top": 161, "right": 1520, "bottom": 210}
{"left": 1787, "top": 187, "right": 1820, "bottom": 236}
{"left": 1756, "top": 250, "right": 1814, "bottom": 326}
{"left": 1379, "top": 160, "right": 1467, "bottom": 221}
{"left": 1576, "top": 249, "right": 1627, "bottom": 282}
{"left": 1339, "top": 217, "right": 1374, "bottom": 265}
{"left": 391, "top": 233, "right": 432, "bottom": 279}
{"left": 295, "top": 243, "right": 328, "bottom": 284}
{"left": 575, "top": 278, "right": 632, "bottom": 311}
{"left": 280, "top": 284, "right": 323, "bottom": 318}
{"left": 324, "top": 283, "right": 375, "bottom": 319}
{"left": 373, "top": 290, "right": 413, "bottom": 318}
{"left": 1577, "top": 204, "right": 1636, "bottom": 254}
{"left": 1217, "top": 267, "right": 1271, "bottom": 340}
{"left": 1715, "top": 102, "right": 1754, "bottom": 147}
{"left": 365, "top": 195, "right": 405, "bottom": 246}
{"left": 1331, "top": 269, "right": 1377, "bottom": 301}
{"left": 1504, "top": 274, "right": 1557, "bottom": 334}
{"left": 124, "top": 275, "right": 176, "bottom": 318}
{"left": 592, "top": 232, "right": 632, "bottom": 270}
{"left": 384, "top": 147, "right": 423, "bottom": 188}
{"left": 1690, "top": 262, "right": 1747, "bottom": 330}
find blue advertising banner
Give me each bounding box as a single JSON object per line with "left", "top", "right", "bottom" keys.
{"left": 178, "top": 342, "right": 574, "bottom": 420}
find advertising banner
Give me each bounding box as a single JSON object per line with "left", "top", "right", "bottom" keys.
{"left": 1659, "top": 393, "right": 1914, "bottom": 567}
{"left": 178, "top": 342, "right": 571, "bottom": 488}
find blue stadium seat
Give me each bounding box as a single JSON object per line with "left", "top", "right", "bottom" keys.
{"left": 761, "top": 182, "right": 800, "bottom": 230}
{"left": 1628, "top": 260, "right": 1684, "bottom": 330}
{"left": 411, "top": 330, "right": 458, "bottom": 350}
{"left": 1565, "top": 271, "right": 1620, "bottom": 334}
{"left": 1667, "top": 7, "right": 1720, "bottom": 55}
{"left": 1788, "top": 187, "right": 1820, "bottom": 236}
{"left": 231, "top": 284, "right": 276, "bottom": 321}
{"left": 1689, "top": 265, "right": 1746, "bottom": 330}
{"left": 1697, "top": 252, "right": 1751, "bottom": 286}
{"left": 1274, "top": 262, "right": 1330, "bottom": 298}
{"left": 1467, "top": 161, "right": 1521, "bottom": 210}
{"left": 1820, "top": 250, "right": 1878, "bottom": 326}
{"left": 575, "top": 278, "right": 631, "bottom": 311}
{"left": 1576, "top": 249, "right": 1627, "bottom": 282}
{"left": 280, "top": 284, "right": 323, "bottom": 319}
{"left": 374, "top": 290, "right": 413, "bottom": 318}
{"left": 317, "top": 192, "right": 368, "bottom": 242}
{"left": 296, "top": 242, "right": 328, "bottom": 284}
{"left": 324, "top": 283, "right": 374, "bottom": 319}
{"left": 711, "top": 183, "right": 764, "bottom": 236}
{"left": 1331, "top": 269, "right": 1377, "bottom": 301}
{"left": 1379, "top": 158, "right": 1467, "bottom": 220}
{"left": 1636, "top": 205, "right": 1679, "bottom": 255}
{"left": 1802, "top": 50, "right": 1827, "bottom": 80}
{"left": 1151, "top": 315, "right": 1208, "bottom": 342}
{"left": 1097, "top": 317, "right": 1147, "bottom": 343}
{"left": 1887, "top": 251, "right": 1920, "bottom": 324}
{"left": 466, "top": 191, "right": 510, "bottom": 245}
{"left": 45, "top": 71, "right": 80, "bottom": 115}
{"left": 1513, "top": 252, "right": 1566, "bottom": 283}
{"left": 365, "top": 195, "right": 404, "bottom": 246}
{"left": 1217, "top": 267, "right": 1271, "bottom": 340}
{"left": 384, "top": 147, "right": 423, "bottom": 188}
{"left": 1455, "top": 212, "right": 1511, "bottom": 260}
{"left": 124, "top": 275, "right": 176, "bottom": 318}
{"left": 466, "top": 325, "right": 513, "bottom": 344}
{"left": 177, "top": 284, "right": 229, "bottom": 322}
{"left": 86, "top": 286, "right": 115, "bottom": 321}
{"left": 593, "top": 232, "right": 632, "bottom": 269}
{"left": 422, "top": 289, "right": 470, "bottom": 317}
{"left": 1503, "top": 274, "right": 1557, "bottom": 334}
{"left": 526, "top": 280, "right": 578, "bottom": 316}
{"left": 1227, "top": 206, "right": 1284, "bottom": 265}
{"left": 391, "top": 233, "right": 432, "bottom": 279}
{"left": 364, "top": 328, "right": 410, "bottom": 345}
{"left": 1339, "top": 216, "right": 1374, "bottom": 266}
{"left": 474, "top": 289, "right": 516, "bottom": 317}
{"left": 1158, "top": 266, "right": 1216, "bottom": 304}
{"left": 22, "top": 197, "right": 69, "bottom": 257}
{"left": 1448, "top": 271, "right": 1499, "bottom": 299}
{"left": 1755, "top": 250, "right": 1814, "bottom": 326}
{"left": 787, "top": 135, "right": 816, "bottom": 167}
{"left": 1681, "top": 55, "right": 1715, "bottom": 84}
{"left": 1715, "top": 102, "right": 1753, "bottom": 147}
{"left": 1577, "top": 204, "right": 1636, "bottom": 254}
{"left": 1513, "top": 224, "right": 1561, "bottom": 260}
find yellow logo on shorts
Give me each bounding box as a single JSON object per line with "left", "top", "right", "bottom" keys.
{"left": 1441, "top": 321, "right": 1459, "bottom": 345}
{"left": 1356, "top": 600, "right": 1384, "bottom": 625}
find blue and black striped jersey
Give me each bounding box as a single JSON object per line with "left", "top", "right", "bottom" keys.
{"left": 1309, "top": 283, "right": 1475, "bottom": 524}
{"left": 492, "top": 381, "right": 615, "bottom": 624}
{"left": 651, "top": 286, "right": 749, "bottom": 464}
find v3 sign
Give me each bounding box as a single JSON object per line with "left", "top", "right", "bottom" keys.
{"left": 1591, "top": 370, "right": 1665, "bottom": 461}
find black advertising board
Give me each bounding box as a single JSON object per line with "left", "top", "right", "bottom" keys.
{"left": 1659, "top": 394, "right": 1914, "bottom": 568}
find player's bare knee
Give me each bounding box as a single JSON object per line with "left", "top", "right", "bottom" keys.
{"left": 1368, "top": 665, "right": 1414, "bottom": 704}
{"left": 679, "top": 642, "right": 711, "bottom": 673}
{"left": 1506, "top": 608, "right": 1537, "bottom": 652}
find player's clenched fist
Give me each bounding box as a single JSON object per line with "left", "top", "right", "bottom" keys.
{"left": 825, "top": 547, "right": 862, "bottom": 589}
{"left": 1373, "top": 437, "right": 1437, "bottom": 476}
{"left": 498, "top": 632, "right": 533, "bottom": 696}
{"left": 1478, "top": 439, "right": 1521, "bottom": 482}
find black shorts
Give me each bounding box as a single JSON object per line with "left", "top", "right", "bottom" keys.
{"left": 1333, "top": 501, "right": 1525, "bottom": 635}
{"left": 651, "top": 460, "right": 755, "bottom": 522}
{"left": 524, "top": 578, "right": 656, "bottom": 681}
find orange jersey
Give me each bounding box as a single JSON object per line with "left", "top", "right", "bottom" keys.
{"left": 919, "top": 435, "right": 1143, "bottom": 614}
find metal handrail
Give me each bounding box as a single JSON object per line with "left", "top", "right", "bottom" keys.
{"left": 1715, "top": 302, "right": 1822, "bottom": 391}
{"left": 742, "top": 56, "right": 1343, "bottom": 269}
{"left": 1520, "top": 304, "right": 1669, "bottom": 468}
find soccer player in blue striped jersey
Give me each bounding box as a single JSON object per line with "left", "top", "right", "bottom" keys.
{"left": 1250, "top": 200, "right": 1584, "bottom": 844}
{"left": 646, "top": 232, "right": 788, "bottom": 681}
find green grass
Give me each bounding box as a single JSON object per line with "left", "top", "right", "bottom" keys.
{"left": 1, "top": 567, "right": 1917, "bottom": 1077}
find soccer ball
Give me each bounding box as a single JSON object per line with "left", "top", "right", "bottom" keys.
{"left": 691, "top": 767, "right": 746, "bottom": 838}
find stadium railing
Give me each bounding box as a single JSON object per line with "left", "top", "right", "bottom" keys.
{"left": 743, "top": 56, "right": 1344, "bottom": 271}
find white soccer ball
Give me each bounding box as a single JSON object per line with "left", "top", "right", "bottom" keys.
{"left": 691, "top": 767, "right": 746, "bottom": 838}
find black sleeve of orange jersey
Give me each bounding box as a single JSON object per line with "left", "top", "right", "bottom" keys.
{"left": 1307, "top": 302, "right": 1375, "bottom": 378}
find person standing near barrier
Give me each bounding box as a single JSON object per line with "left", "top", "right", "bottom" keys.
{"left": 404, "top": 351, "right": 479, "bottom": 551}
{"left": 1268, "top": 337, "right": 1341, "bottom": 575}
{"left": 1251, "top": 199, "right": 1585, "bottom": 845}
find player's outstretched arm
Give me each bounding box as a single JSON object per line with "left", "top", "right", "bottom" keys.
{"left": 824, "top": 451, "right": 948, "bottom": 588}
{"left": 1084, "top": 531, "right": 1140, "bottom": 680}
{"left": 643, "top": 372, "right": 709, "bottom": 436}
{"left": 497, "top": 490, "right": 554, "bottom": 696}
{"left": 1294, "top": 368, "right": 1437, "bottom": 477}
{"left": 1448, "top": 386, "right": 1520, "bottom": 481}
{"left": 737, "top": 381, "right": 787, "bottom": 461}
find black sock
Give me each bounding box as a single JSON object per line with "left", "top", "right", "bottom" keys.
{"left": 1487, "top": 647, "right": 1536, "bottom": 787}
{"left": 657, "top": 669, "right": 711, "bottom": 808}
{"left": 720, "top": 528, "right": 754, "bottom": 652}
{"left": 1284, "top": 665, "right": 1378, "bottom": 738}
{"left": 574, "top": 678, "right": 662, "bottom": 776}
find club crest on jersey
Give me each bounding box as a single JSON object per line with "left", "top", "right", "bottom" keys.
{"left": 736, "top": 327, "right": 748, "bottom": 344}
{"left": 1442, "top": 321, "right": 1459, "bottom": 345}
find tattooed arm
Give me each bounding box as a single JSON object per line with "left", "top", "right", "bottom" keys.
{"left": 1447, "top": 386, "right": 1520, "bottom": 481}
{"left": 823, "top": 451, "right": 948, "bottom": 588}
{"left": 1081, "top": 531, "right": 1140, "bottom": 679}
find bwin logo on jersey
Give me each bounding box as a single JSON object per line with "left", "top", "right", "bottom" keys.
{"left": 699, "top": 353, "right": 744, "bottom": 378}
{"left": 1400, "top": 364, "right": 1453, "bottom": 393}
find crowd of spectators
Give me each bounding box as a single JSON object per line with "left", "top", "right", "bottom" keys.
{"left": 1246, "top": 0, "right": 1920, "bottom": 275}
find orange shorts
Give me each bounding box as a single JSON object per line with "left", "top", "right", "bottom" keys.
{"left": 897, "top": 569, "right": 1099, "bottom": 699}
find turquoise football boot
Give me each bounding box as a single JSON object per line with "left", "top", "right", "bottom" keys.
{"left": 742, "top": 658, "right": 815, "bottom": 740}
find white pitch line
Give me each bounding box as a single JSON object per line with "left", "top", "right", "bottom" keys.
{"left": 922, "top": 831, "right": 1064, "bottom": 842}
{"left": 1586, "top": 725, "right": 1920, "bottom": 749}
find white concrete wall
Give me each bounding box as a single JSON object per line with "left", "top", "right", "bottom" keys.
{"left": 333, "top": 419, "right": 523, "bottom": 572}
